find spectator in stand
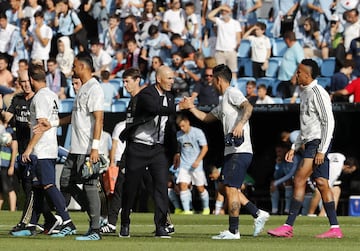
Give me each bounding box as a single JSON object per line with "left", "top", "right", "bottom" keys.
{"left": 243, "top": 21, "right": 271, "bottom": 79}
{"left": 277, "top": 31, "right": 304, "bottom": 99}
{"left": 91, "top": 0, "right": 110, "bottom": 37}
{"left": 110, "top": 49, "right": 126, "bottom": 79}
{"left": 191, "top": 67, "right": 219, "bottom": 107}
{"left": 43, "top": 0, "right": 57, "bottom": 33}
{"left": 8, "top": 17, "right": 31, "bottom": 78}
{"left": 6, "top": 0, "right": 22, "bottom": 26}
{"left": 56, "top": 36, "right": 74, "bottom": 78}
{"left": 0, "top": 54, "right": 14, "bottom": 96}
{"left": 20, "top": 0, "right": 42, "bottom": 29}
{"left": 122, "top": 15, "right": 140, "bottom": 48}
{"left": 45, "top": 58, "right": 67, "bottom": 100}
{"left": 100, "top": 14, "right": 123, "bottom": 57}
{"left": 271, "top": 0, "right": 299, "bottom": 38}
{"left": 330, "top": 59, "right": 354, "bottom": 102}
{"left": 323, "top": 14, "right": 346, "bottom": 72}
{"left": 208, "top": 4, "right": 242, "bottom": 81}
{"left": 300, "top": 17, "right": 328, "bottom": 59}
{"left": 137, "top": 0, "right": 162, "bottom": 45}
{"left": 170, "top": 33, "right": 197, "bottom": 62}
{"left": 125, "top": 38, "right": 141, "bottom": 70}
{"left": 100, "top": 70, "right": 119, "bottom": 112}
{"left": 0, "top": 11, "right": 17, "bottom": 68}
{"left": 246, "top": 80, "right": 258, "bottom": 105}
{"left": 90, "top": 37, "right": 112, "bottom": 78}
{"left": 53, "top": 0, "right": 86, "bottom": 55}
{"left": 170, "top": 52, "right": 189, "bottom": 98}
{"left": 256, "top": 84, "right": 274, "bottom": 104}
{"left": 343, "top": 8, "right": 360, "bottom": 52}
{"left": 140, "top": 24, "right": 172, "bottom": 69}
{"left": 29, "top": 10, "right": 53, "bottom": 67}
{"left": 146, "top": 56, "right": 163, "bottom": 85}
{"left": 346, "top": 33, "right": 360, "bottom": 77}
{"left": 306, "top": 0, "right": 333, "bottom": 35}
{"left": 331, "top": 77, "right": 360, "bottom": 103}
{"left": 184, "top": 2, "right": 200, "bottom": 49}
{"left": 162, "top": 0, "right": 186, "bottom": 39}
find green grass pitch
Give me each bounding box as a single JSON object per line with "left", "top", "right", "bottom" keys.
{"left": 0, "top": 212, "right": 359, "bottom": 251}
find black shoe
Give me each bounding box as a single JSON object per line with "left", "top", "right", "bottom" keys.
{"left": 119, "top": 224, "right": 130, "bottom": 238}
{"left": 10, "top": 223, "right": 27, "bottom": 233}
{"left": 155, "top": 227, "right": 171, "bottom": 238}
{"left": 165, "top": 224, "right": 175, "bottom": 234}
{"left": 10, "top": 226, "right": 37, "bottom": 237}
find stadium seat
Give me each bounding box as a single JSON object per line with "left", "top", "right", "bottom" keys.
{"left": 236, "top": 77, "right": 256, "bottom": 94}
{"left": 256, "top": 58, "right": 281, "bottom": 96}
{"left": 272, "top": 38, "right": 287, "bottom": 57}
{"left": 111, "top": 99, "right": 127, "bottom": 112}
{"left": 272, "top": 97, "right": 284, "bottom": 104}
{"left": 59, "top": 98, "right": 74, "bottom": 113}
{"left": 238, "top": 39, "right": 251, "bottom": 58}
{"left": 243, "top": 58, "right": 253, "bottom": 77}
{"left": 317, "top": 77, "right": 331, "bottom": 90}
{"left": 109, "top": 78, "right": 123, "bottom": 90}
{"left": 320, "top": 57, "right": 336, "bottom": 77}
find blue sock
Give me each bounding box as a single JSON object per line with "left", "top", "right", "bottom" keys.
{"left": 229, "top": 216, "right": 239, "bottom": 234}
{"left": 46, "top": 185, "right": 70, "bottom": 221}
{"left": 180, "top": 189, "right": 192, "bottom": 211}
{"left": 244, "top": 201, "right": 259, "bottom": 218}
{"left": 284, "top": 186, "right": 293, "bottom": 213}
{"left": 285, "top": 198, "right": 302, "bottom": 226}
{"left": 200, "top": 190, "right": 209, "bottom": 209}
{"left": 168, "top": 188, "right": 181, "bottom": 209}
{"left": 270, "top": 188, "right": 279, "bottom": 214}
{"left": 323, "top": 201, "right": 339, "bottom": 226}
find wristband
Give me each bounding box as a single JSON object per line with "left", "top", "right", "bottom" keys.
{"left": 50, "top": 119, "right": 59, "bottom": 127}
{"left": 92, "top": 139, "right": 100, "bottom": 150}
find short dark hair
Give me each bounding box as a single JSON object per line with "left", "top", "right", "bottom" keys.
{"left": 122, "top": 68, "right": 141, "bottom": 80}
{"left": 29, "top": 63, "right": 46, "bottom": 82}
{"left": 0, "top": 12, "right": 7, "bottom": 20}
{"left": 100, "top": 70, "right": 110, "bottom": 80}
{"left": 283, "top": 31, "right": 296, "bottom": 41}
{"left": 76, "top": 52, "right": 94, "bottom": 72}
{"left": 246, "top": 80, "right": 256, "bottom": 87}
{"left": 301, "top": 59, "right": 320, "bottom": 79}
{"left": 343, "top": 59, "right": 355, "bottom": 69}
{"left": 34, "top": 10, "right": 44, "bottom": 18}
{"left": 47, "top": 58, "right": 57, "bottom": 64}
{"left": 0, "top": 54, "right": 8, "bottom": 64}
{"left": 148, "top": 24, "right": 159, "bottom": 36}
{"left": 345, "top": 157, "right": 359, "bottom": 170}
{"left": 257, "top": 84, "right": 267, "bottom": 91}
{"left": 170, "top": 33, "right": 182, "bottom": 41}
{"left": 213, "top": 64, "right": 232, "bottom": 83}
{"left": 256, "top": 21, "right": 266, "bottom": 31}
{"left": 176, "top": 113, "right": 189, "bottom": 125}
{"left": 19, "top": 59, "right": 29, "bottom": 65}
{"left": 184, "top": 2, "right": 195, "bottom": 8}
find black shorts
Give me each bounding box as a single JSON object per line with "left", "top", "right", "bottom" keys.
{"left": 303, "top": 139, "right": 331, "bottom": 180}
{"left": 0, "top": 168, "right": 16, "bottom": 193}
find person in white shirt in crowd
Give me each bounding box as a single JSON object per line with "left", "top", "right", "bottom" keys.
{"left": 90, "top": 37, "right": 112, "bottom": 78}
{"left": 243, "top": 21, "right": 271, "bottom": 79}
{"left": 208, "top": 4, "right": 241, "bottom": 81}
{"left": 255, "top": 84, "right": 274, "bottom": 105}
{"left": 20, "top": 0, "right": 42, "bottom": 29}
{"left": 162, "top": 0, "right": 186, "bottom": 38}
{"left": 56, "top": 36, "right": 74, "bottom": 78}
{"left": 29, "top": 10, "right": 53, "bottom": 67}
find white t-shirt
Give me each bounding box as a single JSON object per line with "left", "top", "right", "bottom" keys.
{"left": 92, "top": 48, "right": 112, "bottom": 73}
{"left": 70, "top": 78, "right": 104, "bottom": 154}
{"left": 211, "top": 86, "right": 252, "bottom": 156}
{"left": 328, "top": 152, "right": 346, "bottom": 187}
{"left": 31, "top": 24, "right": 53, "bottom": 61}
{"left": 111, "top": 121, "right": 126, "bottom": 162}
{"left": 0, "top": 23, "right": 17, "bottom": 53}
{"left": 247, "top": 35, "right": 271, "bottom": 63}
{"left": 215, "top": 17, "right": 241, "bottom": 51}
{"left": 186, "top": 13, "right": 199, "bottom": 37}
{"left": 30, "top": 87, "right": 59, "bottom": 159}
{"left": 256, "top": 95, "right": 275, "bottom": 104}
{"left": 163, "top": 9, "right": 186, "bottom": 37}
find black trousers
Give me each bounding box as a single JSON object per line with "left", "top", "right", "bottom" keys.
{"left": 121, "top": 142, "right": 169, "bottom": 229}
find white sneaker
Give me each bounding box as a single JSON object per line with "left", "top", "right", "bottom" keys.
{"left": 253, "top": 209, "right": 270, "bottom": 236}
{"left": 212, "top": 230, "right": 240, "bottom": 240}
